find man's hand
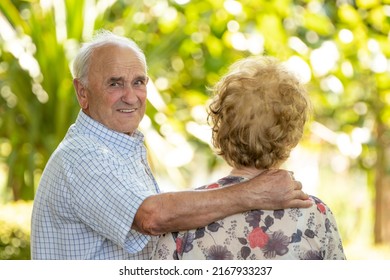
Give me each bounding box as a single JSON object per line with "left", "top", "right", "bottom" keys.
{"left": 246, "top": 169, "right": 312, "bottom": 210}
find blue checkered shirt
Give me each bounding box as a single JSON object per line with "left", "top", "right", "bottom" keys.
{"left": 31, "top": 111, "right": 160, "bottom": 259}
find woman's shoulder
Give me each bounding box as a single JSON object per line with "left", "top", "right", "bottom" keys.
{"left": 196, "top": 175, "right": 248, "bottom": 190}
{"left": 307, "top": 195, "right": 335, "bottom": 216}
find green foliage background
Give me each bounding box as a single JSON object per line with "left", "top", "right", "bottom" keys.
{"left": 0, "top": 0, "right": 389, "bottom": 259}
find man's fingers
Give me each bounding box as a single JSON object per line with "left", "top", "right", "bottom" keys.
{"left": 293, "top": 180, "right": 302, "bottom": 190}
{"left": 295, "top": 187, "right": 309, "bottom": 198}
{"left": 286, "top": 198, "right": 313, "bottom": 209}
{"left": 289, "top": 187, "right": 312, "bottom": 207}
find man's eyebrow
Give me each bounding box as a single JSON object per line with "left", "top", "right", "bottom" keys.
{"left": 106, "top": 75, "right": 148, "bottom": 84}
{"left": 135, "top": 75, "right": 148, "bottom": 81}
{"left": 107, "top": 77, "right": 124, "bottom": 83}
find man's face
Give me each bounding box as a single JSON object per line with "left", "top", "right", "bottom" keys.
{"left": 75, "top": 43, "right": 148, "bottom": 135}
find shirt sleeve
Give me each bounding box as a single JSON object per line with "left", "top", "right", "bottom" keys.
{"left": 322, "top": 204, "right": 346, "bottom": 259}
{"left": 68, "top": 147, "right": 157, "bottom": 254}
{"left": 309, "top": 196, "right": 346, "bottom": 260}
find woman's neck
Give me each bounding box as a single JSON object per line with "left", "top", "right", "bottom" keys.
{"left": 229, "top": 166, "right": 267, "bottom": 179}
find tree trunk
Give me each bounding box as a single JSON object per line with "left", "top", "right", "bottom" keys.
{"left": 374, "top": 121, "right": 390, "bottom": 244}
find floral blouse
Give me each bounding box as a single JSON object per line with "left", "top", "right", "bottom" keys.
{"left": 152, "top": 176, "right": 346, "bottom": 260}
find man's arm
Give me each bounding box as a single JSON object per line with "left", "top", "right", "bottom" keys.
{"left": 132, "top": 169, "right": 312, "bottom": 235}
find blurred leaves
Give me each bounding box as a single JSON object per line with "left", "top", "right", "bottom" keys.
{"left": 0, "top": 201, "right": 32, "bottom": 259}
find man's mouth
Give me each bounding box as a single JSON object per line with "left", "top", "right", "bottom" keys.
{"left": 119, "top": 109, "right": 137, "bottom": 113}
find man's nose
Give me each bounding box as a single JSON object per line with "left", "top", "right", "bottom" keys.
{"left": 121, "top": 87, "right": 138, "bottom": 104}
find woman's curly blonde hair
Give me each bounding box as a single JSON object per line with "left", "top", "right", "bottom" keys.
{"left": 208, "top": 56, "right": 310, "bottom": 169}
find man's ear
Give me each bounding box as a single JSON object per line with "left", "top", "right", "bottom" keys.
{"left": 73, "top": 79, "right": 89, "bottom": 109}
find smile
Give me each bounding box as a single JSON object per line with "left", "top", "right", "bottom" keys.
{"left": 119, "top": 109, "right": 137, "bottom": 113}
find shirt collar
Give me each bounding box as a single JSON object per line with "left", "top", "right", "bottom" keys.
{"left": 73, "top": 110, "right": 145, "bottom": 152}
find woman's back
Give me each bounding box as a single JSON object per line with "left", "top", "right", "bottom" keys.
{"left": 152, "top": 176, "right": 345, "bottom": 260}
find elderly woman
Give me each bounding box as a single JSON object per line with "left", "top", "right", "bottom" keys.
{"left": 152, "top": 56, "right": 346, "bottom": 260}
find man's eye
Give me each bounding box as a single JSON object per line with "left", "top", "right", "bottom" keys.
{"left": 110, "top": 82, "right": 122, "bottom": 87}
{"left": 134, "top": 80, "right": 145, "bottom": 86}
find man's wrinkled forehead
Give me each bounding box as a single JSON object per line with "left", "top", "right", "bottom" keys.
{"left": 89, "top": 44, "right": 146, "bottom": 76}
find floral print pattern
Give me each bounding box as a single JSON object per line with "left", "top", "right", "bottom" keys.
{"left": 152, "top": 176, "right": 346, "bottom": 260}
